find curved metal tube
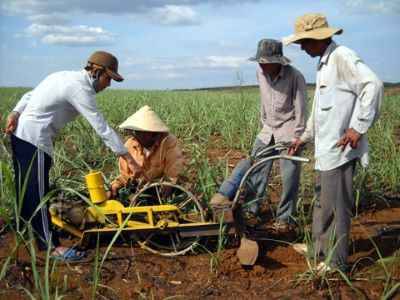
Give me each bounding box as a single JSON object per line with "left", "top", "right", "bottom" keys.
{"left": 231, "top": 154, "right": 310, "bottom": 208}
{"left": 252, "top": 142, "right": 290, "bottom": 160}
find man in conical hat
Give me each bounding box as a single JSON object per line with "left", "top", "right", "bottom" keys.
{"left": 109, "top": 105, "right": 184, "bottom": 198}
{"left": 285, "top": 13, "right": 383, "bottom": 272}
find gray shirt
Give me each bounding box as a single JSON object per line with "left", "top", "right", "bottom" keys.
{"left": 13, "top": 70, "right": 128, "bottom": 157}
{"left": 257, "top": 64, "right": 307, "bottom": 145}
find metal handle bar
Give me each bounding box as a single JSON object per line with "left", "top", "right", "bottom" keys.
{"left": 252, "top": 142, "right": 292, "bottom": 160}
{"left": 231, "top": 154, "right": 310, "bottom": 208}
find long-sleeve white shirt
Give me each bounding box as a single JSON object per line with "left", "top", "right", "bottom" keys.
{"left": 13, "top": 70, "right": 128, "bottom": 157}
{"left": 301, "top": 41, "right": 383, "bottom": 171}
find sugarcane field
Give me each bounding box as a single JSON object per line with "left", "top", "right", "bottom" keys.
{"left": 0, "top": 84, "right": 399, "bottom": 299}
{"left": 1, "top": 2, "right": 400, "bottom": 299}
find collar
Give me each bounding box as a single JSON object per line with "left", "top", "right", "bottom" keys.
{"left": 276, "top": 65, "right": 285, "bottom": 80}
{"left": 258, "top": 64, "right": 286, "bottom": 84}
{"left": 83, "top": 70, "right": 97, "bottom": 94}
{"left": 318, "top": 41, "right": 337, "bottom": 69}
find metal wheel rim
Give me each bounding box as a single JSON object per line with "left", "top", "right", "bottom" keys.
{"left": 130, "top": 182, "right": 205, "bottom": 256}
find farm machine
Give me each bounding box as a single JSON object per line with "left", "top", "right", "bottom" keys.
{"left": 49, "top": 143, "right": 309, "bottom": 257}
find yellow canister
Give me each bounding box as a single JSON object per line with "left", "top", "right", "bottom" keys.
{"left": 85, "top": 171, "right": 107, "bottom": 204}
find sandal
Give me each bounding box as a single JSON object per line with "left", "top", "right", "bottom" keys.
{"left": 51, "top": 247, "right": 85, "bottom": 262}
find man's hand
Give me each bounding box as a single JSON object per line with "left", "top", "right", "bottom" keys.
{"left": 336, "top": 128, "right": 361, "bottom": 151}
{"left": 107, "top": 181, "right": 121, "bottom": 199}
{"left": 5, "top": 111, "right": 20, "bottom": 134}
{"left": 288, "top": 138, "right": 305, "bottom": 156}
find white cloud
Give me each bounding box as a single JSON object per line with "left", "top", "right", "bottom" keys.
{"left": 202, "top": 56, "right": 247, "bottom": 68}
{"left": 1, "top": 0, "right": 259, "bottom": 16}
{"left": 152, "top": 5, "right": 200, "bottom": 26}
{"left": 28, "top": 13, "right": 69, "bottom": 25}
{"left": 41, "top": 34, "right": 111, "bottom": 46}
{"left": 344, "top": 0, "right": 400, "bottom": 14}
{"left": 25, "top": 24, "right": 114, "bottom": 46}
{"left": 123, "top": 55, "right": 249, "bottom": 82}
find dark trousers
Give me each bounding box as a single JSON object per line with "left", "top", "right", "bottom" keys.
{"left": 11, "top": 135, "right": 59, "bottom": 250}
{"left": 312, "top": 160, "right": 356, "bottom": 270}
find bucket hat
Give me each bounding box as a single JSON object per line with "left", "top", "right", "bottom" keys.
{"left": 283, "top": 13, "right": 342, "bottom": 45}
{"left": 87, "top": 51, "right": 124, "bottom": 82}
{"left": 119, "top": 105, "right": 169, "bottom": 133}
{"left": 249, "top": 39, "right": 290, "bottom": 65}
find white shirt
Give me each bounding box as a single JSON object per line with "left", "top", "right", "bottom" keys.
{"left": 13, "top": 70, "right": 128, "bottom": 157}
{"left": 301, "top": 41, "right": 383, "bottom": 171}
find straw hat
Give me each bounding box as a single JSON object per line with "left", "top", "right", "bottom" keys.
{"left": 249, "top": 39, "right": 290, "bottom": 65}
{"left": 119, "top": 105, "right": 169, "bottom": 132}
{"left": 283, "top": 13, "right": 342, "bottom": 45}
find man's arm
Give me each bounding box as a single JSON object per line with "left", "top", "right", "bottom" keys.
{"left": 68, "top": 88, "right": 128, "bottom": 155}
{"left": 14, "top": 91, "right": 32, "bottom": 114}
{"left": 109, "top": 153, "right": 139, "bottom": 198}
{"left": 5, "top": 91, "right": 32, "bottom": 134}
{"left": 293, "top": 72, "right": 307, "bottom": 140}
{"left": 67, "top": 89, "right": 143, "bottom": 176}
{"left": 256, "top": 70, "right": 266, "bottom": 129}
{"left": 336, "top": 52, "right": 383, "bottom": 150}
{"left": 300, "top": 92, "right": 316, "bottom": 144}
{"left": 289, "top": 93, "right": 316, "bottom": 155}
{"left": 348, "top": 58, "right": 383, "bottom": 134}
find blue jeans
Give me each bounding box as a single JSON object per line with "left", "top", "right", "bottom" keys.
{"left": 218, "top": 137, "right": 301, "bottom": 223}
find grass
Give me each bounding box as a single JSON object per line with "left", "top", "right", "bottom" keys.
{"left": 0, "top": 86, "right": 399, "bottom": 298}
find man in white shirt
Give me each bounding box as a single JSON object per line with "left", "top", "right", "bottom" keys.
{"left": 5, "top": 51, "right": 142, "bottom": 260}
{"left": 284, "top": 13, "right": 383, "bottom": 272}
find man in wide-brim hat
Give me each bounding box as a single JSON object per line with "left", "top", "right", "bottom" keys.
{"left": 210, "top": 39, "right": 307, "bottom": 266}
{"left": 109, "top": 105, "right": 184, "bottom": 198}
{"left": 4, "top": 50, "right": 142, "bottom": 261}
{"left": 285, "top": 13, "right": 384, "bottom": 273}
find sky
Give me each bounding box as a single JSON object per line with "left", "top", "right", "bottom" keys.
{"left": 0, "top": 0, "right": 399, "bottom": 90}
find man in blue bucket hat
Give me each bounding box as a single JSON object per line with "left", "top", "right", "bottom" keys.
{"left": 210, "top": 39, "right": 307, "bottom": 265}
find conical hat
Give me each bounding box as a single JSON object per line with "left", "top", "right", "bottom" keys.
{"left": 119, "top": 105, "right": 169, "bottom": 132}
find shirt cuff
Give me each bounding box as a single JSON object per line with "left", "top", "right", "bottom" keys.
{"left": 300, "top": 133, "right": 312, "bottom": 143}
{"left": 116, "top": 147, "right": 129, "bottom": 156}
{"left": 12, "top": 107, "right": 23, "bottom": 114}
{"left": 351, "top": 120, "right": 369, "bottom": 135}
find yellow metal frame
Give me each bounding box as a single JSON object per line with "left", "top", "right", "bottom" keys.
{"left": 50, "top": 171, "right": 216, "bottom": 244}
{"left": 50, "top": 199, "right": 188, "bottom": 238}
